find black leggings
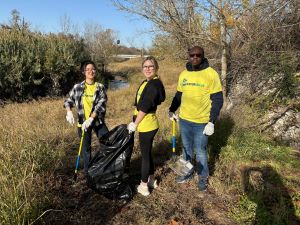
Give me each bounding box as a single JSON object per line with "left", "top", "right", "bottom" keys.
{"left": 139, "top": 129, "right": 158, "bottom": 183}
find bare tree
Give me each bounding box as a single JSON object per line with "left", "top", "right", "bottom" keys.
{"left": 113, "top": 0, "right": 299, "bottom": 97}
{"left": 59, "top": 14, "right": 72, "bottom": 34}
{"left": 84, "top": 22, "right": 119, "bottom": 70}
{"left": 112, "top": 0, "right": 250, "bottom": 97}
{"left": 58, "top": 14, "right": 80, "bottom": 34}
{"left": 9, "top": 9, "right": 30, "bottom": 30}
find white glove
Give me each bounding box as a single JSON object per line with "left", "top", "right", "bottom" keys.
{"left": 127, "top": 122, "right": 137, "bottom": 133}
{"left": 82, "top": 117, "right": 94, "bottom": 131}
{"left": 66, "top": 111, "right": 75, "bottom": 126}
{"left": 168, "top": 112, "right": 178, "bottom": 121}
{"left": 203, "top": 122, "right": 214, "bottom": 136}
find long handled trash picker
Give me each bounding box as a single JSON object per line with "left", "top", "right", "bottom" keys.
{"left": 169, "top": 119, "right": 193, "bottom": 176}
{"left": 73, "top": 130, "right": 85, "bottom": 181}
{"left": 171, "top": 118, "right": 177, "bottom": 161}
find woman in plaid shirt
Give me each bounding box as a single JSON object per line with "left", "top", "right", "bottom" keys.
{"left": 64, "top": 60, "right": 109, "bottom": 175}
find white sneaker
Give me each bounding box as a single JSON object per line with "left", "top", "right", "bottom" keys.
{"left": 137, "top": 184, "right": 150, "bottom": 196}
{"left": 148, "top": 179, "right": 158, "bottom": 189}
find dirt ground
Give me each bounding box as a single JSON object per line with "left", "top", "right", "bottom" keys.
{"left": 41, "top": 137, "right": 237, "bottom": 225}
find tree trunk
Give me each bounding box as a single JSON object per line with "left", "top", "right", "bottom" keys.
{"left": 218, "top": 0, "right": 228, "bottom": 99}
{"left": 220, "top": 18, "right": 227, "bottom": 96}
{"left": 218, "top": 0, "right": 227, "bottom": 93}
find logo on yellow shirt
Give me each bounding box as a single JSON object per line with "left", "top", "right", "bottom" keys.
{"left": 82, "top": 93, "right": 93, "bottom": 98}
{"left": 182, "top": 78, "right": 205, "bottom": 87}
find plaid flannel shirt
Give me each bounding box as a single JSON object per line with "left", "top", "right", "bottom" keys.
{"left": 64, "top": 81, "right": 107, "bottom": 125}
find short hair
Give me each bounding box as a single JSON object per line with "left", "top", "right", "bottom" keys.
{"left": 142, "top": 56, "right": 159, "bottom": 70}
{"left": 80, "top": 60, "right": 96, "bottom": 73}
{"left": 188, "top": 46, "right": 204, "bottom": 57}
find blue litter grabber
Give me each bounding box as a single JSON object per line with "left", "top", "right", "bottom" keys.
{"left": 171, "top": 118, "right": 177, "bottom": 161}
{"left": 169, "top": 119, "right": 194, "bottom": 176}
{"left": 73, "top": 130, "right": 85, "bottom": 181}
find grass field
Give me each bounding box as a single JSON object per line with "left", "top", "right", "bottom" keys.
{"left": 0, "top": 58, "right": 299, "bottom": 225}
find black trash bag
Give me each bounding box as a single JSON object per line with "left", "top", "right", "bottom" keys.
{"left": 87, "top": 124, "right": 134, "bottom": 201}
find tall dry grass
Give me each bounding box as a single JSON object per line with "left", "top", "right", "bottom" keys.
{"left": 0, "top": 58, "right": 183, "bottom": 224}
{"left": 0, "top": 58, "right": 184, "bottom": 224}
{"left": 1, "top": 58, "right": 299, "bottom": 224}
{"left": 0, "top": 99, "right": 75, "bottom": 224}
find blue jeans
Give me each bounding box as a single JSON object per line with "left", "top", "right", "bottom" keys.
{"left": 78, "top": 123, "right": 109, "bottom": 174}
{"left": 179, "top": 118, "right": 209, "bottom": 178}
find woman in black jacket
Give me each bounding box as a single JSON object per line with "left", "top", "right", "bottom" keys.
{"left": 127, "top": 56, "right": 165, "bottom": 196}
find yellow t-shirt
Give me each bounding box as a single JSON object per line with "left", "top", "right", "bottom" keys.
{"left": 134, "top": 80, "right": 159, "bottom": 132}
{"left": 83, "top": 82, "right": 97, "bottom": 120}
{"left": 177, "top": 67, "right": 222, "bottom": 123}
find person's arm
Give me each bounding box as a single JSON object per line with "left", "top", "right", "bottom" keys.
{"left": 134, "top": 110, "right": 146, "bottom": 126}
{"left": 137, "top": 83, "right": 157, "bottom": 113}
{"left": 208, "top": 68, "right": 223, "bottom": 123}
{"left": 134, "top": 84, "right": 156, "bottom": 124}
{"left": 128, "top": 82, "right": 161, "bottom": 133}
{"left": 82, "top": 84, "right": 107, "bottom": 131}
{"left": 90, "top": 112, "right": 97, "bottom": 119}
{"left": 209, "top": 91, "right": 223, "bottom": 123}
{"left": 127, "top": 97, "right": 148, "bottom": 134}
{"left": 170, "top": 72, "right": 183, "bottom": 113}
{"left": 64, "top": 85, "right": 76, "bottom": 109}
{"left": 92, "top": 84, "right": 107, "bottom": 118}
{"left": 169, "top": 91, "right": 182, "bottom": 113}
{"left": 66, "top": 106, "right": 72, "bottom": 112}
{"left": 64, "top": 85, "right": 77, "bottom": 126}
{"left": 203, "top": 92, "right": 223, "bottom": 136}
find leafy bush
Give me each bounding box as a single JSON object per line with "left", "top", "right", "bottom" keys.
{"left": 0, "top": 29, "right": 86, "bottom": 100}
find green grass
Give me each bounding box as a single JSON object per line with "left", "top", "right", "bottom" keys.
{"left": 210, "top": 121, "right": 300, "bottom": 224}
{"left": 0, "top": 59, "right": 299, "bottom": 224}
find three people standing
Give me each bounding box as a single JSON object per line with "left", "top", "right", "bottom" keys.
{"left": 65, "top": 46, "right": 223, "bottom": 195}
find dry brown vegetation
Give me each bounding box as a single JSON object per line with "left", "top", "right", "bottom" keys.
{"left": 0, "top": 59, "right": 233, "bottom": 225}
{"left": 1, "top": 58, "right": 299, "bottom": 225}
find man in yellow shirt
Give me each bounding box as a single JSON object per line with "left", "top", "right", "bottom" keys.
{"left": 169, "top": 46, "right": 223, "bottom": 192}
